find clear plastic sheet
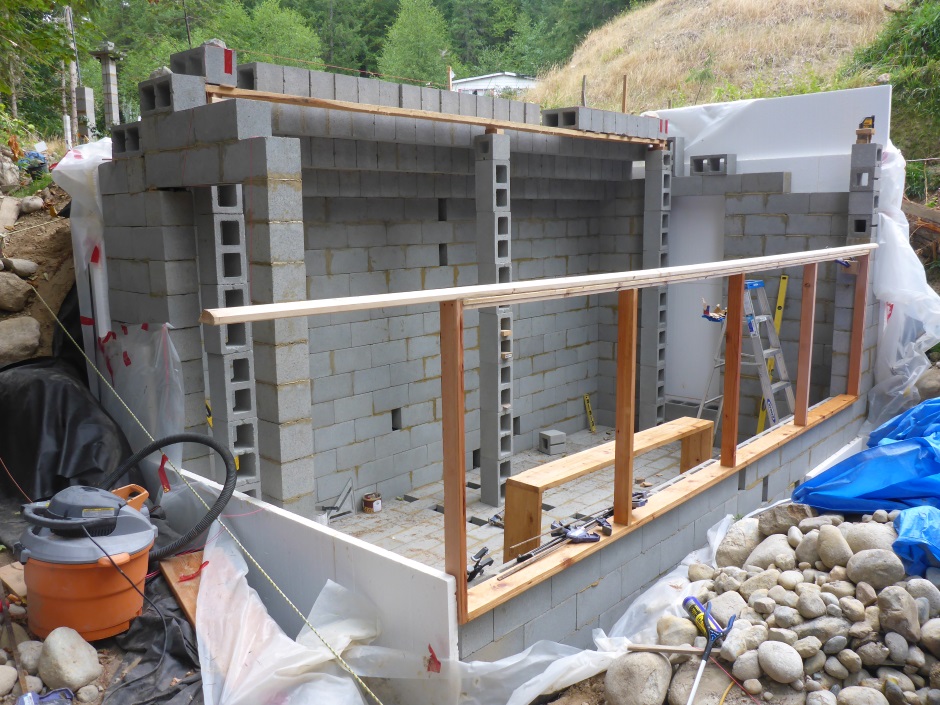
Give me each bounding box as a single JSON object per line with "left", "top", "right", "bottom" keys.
{"left": 195, "top": 514, "right": 734, "bottom": 705}
{"left": 100, "top": 324, "right": 185, "bottom": 506}
{"left": 867, "top": 144, "right": 940, "bottom": 428}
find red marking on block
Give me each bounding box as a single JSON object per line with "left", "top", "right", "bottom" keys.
{"left": 224, "top": 49, "right": 234, "bottom": 75}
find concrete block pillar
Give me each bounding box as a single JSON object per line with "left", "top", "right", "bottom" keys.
{"left": 194, "top": 184, "right": 261, "bottom": 495}
{"left": 475, "top": 132, "right": 513, "bottom": 506}
{"left": 76, "top": 86, "right": 95, "bottom": 140}
{"left": 831, "top": 141, "right": 882, "bottom": 396}
{"left": 639, "top": 147, "right": 673, "bottom": 429}
{"left": 91, "top": 42, "right": 121, "bottom": 130}
{"left": 242, "top": 138, "right": 316, "bottom": 514}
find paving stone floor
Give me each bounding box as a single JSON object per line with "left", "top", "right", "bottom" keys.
{"left": 330, "top": 425, "right": 716, "bottom": 575}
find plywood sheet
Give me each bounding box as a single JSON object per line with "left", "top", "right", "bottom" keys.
{"left": 159, "top": 551, "right": 204, "bottom": 626}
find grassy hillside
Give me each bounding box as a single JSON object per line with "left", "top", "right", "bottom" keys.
{"left": 528, "top": 0, "right": 888, "bottom": 115}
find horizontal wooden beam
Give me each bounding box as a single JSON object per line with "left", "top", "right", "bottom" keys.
{"left": 465, "top": 394, "right": 857, "bottom": 621}
{"left": 201, "top": 244, "right": 877, "bottom": 326}
{"left": 206, "top": 85, "right": 665, "bottom": 147}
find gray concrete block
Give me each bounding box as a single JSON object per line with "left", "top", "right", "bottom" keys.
{"left": 576, "top": 569, "right": 622, "bottom": 628}
{"left": 237, "top": 62, "right": 283, "bottom": 93}
{"left": 741, "top": 172, "right": 790, "bottom": 194}
{"left": 111, "top": 123, "right": 142, "bottom": 159}
{"left": 493, "top": 578, "right": 551, "bottom": 638}
{"left": 809, "top": 192, "right": 849, "bottom": 213}
{"left": 787, "top": 214, "right": 833, "bottom": 236}
{"left": 851, "top": 142, "right": 883, "bottom": 167}
{"left": 170, "top": 43, "right": 237, "bottom": 86}
{"left": 193, "top": 99, "right": 273, "bottom": 144}
{"left": 524, "top": 595, "right": 576, "bottom": 646}
{"left": 744, "top": 214, "right": 787, "bottom": 236}
{"left": 848, "top": 189, "right": 879, "bottom": 215}
{"left": 690, "top": 154, "right": 736, "bottom": 175}
{"left": 310, "top": 71, "right": 334, "bottom": 99}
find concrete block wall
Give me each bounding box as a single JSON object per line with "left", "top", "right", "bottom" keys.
{"left": 458, "top": 396, "right": 869, "bottom": 660}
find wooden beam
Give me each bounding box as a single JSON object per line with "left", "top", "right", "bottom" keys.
{"left": 847, "top": 254, "right": 870, "bottom": 397}
{"left": 205, "top": 85, "right": 664, "bottom": 147}
{"left": 794, "top": 263, "right": 817, "bottom": 426}
{"left": 721, "top": 275, "right": 745, "bottom": 467}
{"left": 201, "top": 244, "right": 877, "bottom": 326}
{"left": 440, "top": 300, "right": 468, "bottom": 624}
{"left": 465, "top": 394, "right": 857, "bottom": 621}
{"left": 621, "top": 75, "right": 628, "bottom": 114}
{"left": 614, "top": 290, "right": 638, "bottom": 525}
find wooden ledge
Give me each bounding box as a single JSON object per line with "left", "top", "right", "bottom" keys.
{"left": 465, "top": 394, "right": 858, "bottom": 622}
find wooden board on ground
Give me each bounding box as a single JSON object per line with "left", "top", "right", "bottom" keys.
{"left": 0, "top": 561, "right": 26, "bottom": 598}
{"left": 159, "top": 551, "right": 204, "bottom": 626}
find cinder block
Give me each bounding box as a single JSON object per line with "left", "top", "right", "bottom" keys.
{"left": 193, "top": 99, "right": 273, "bottom": 144}
{"left": 237, "top": 62, "right": 283, "bottom": 93}
{"left": 741, "top": 172, "right": 791, "bottom": 194}
{"left": 334, "top": 73, "right": 358, "bottom": 102}
{"left": 690, "top": 154, "right": 736, "bottom": 175}
{"left": 848, "top": 189, "right": 879, "bottom": 215}
{"left": 170, "top": 43, "right": 237, "bottom": 86}
{"left": 283, "top": 66, "right": 311, "bottom": 97}
{"left": 538, "top": 429, "right": 566, "bottom": 454}
{"left": 850, "top": 142, "right": 883, "bottom": 167}
{"left": 111, "top": 123, "right": 142, "bottom": 159}
{"left": 849, "top": 165, "right": 880, "bottom": 192}
{"left": 137, "top": 71, "right": 206, "bottom": 119}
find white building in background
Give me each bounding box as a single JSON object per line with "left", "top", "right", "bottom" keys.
{"left": 451, "top": 71, "right": 538, "bottom": 96}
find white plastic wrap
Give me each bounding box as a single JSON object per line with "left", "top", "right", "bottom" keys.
{"left": 99, "top": 323, "right": 185, "bottom": 504}
{"left": 51, "top": 139, "right": 113, "bottom": 399}
{"left": 867, "top": 143, "right": 940, "bottom": 427}
{"left": 198, "top": 526, "right": 373, "bottom": 705}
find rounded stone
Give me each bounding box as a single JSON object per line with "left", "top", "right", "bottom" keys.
{"left": 769, "top": 628, "right": 798, "bottom": 646}
{"left": 689, "top": 563, "right": 717, "bottom": 582}
{"left": 795, "top": 636, "right": 823, "bottom": 658}
{"left": 37, "top": 627, "right": 103, "bottom": 691}
{"left": 733, "top": 650, "right": 763, "bottom": 682}
{"left": 909, "top": 581, "right": 940, "bottom": 619}
{"left": 0, "top": 316, "right": 41, "bottom": 367}
{"left": 667, "top": 657, "right": 734, "bottom": 705}
{"left": 873, "top": 510, "right": 889, "bottom": 523}
{"left": 824, "top": 636, "right": 849, "bottom": 655}
{"left": 607, "top": 651, "right": 672, "bottom": 705}
{"left": 857, "top": 583, "right": 878, "bottom": 607}
{"left": 77, "top": 685, "right": 98, "bottom": 703}
{"left": 0, "top": 272, "right": 33, "bottom": 312}
{"left": 797, "top": 531, "right": 822, "bottom": 566}
{"left": 799, "top": 592, "right": 828, "bottom": 620}
{"left": 789, "top": 527, "right": 805, "bottom": 549}
{"left": 780, "top": 571, "right": 805, "bottom": 591}
{"left": 745, "top": 679, "right": 763, "bottom": 695}
{"left": 717, "top": 518, "right": 763, "bottom": 568}
{"left": 16, "top": 641, "right": 42, "bottom": 676}
{"left": 837, "top": 686, "right": 890, "bottom": 705}
{"left": 658, "top": 615, "right": 701, "bottom": 647}
{"left": 886, "top": 632, "right": 910, "bottom": 663}
{"left": 758, "top": 641, "right": 805, "bottom": 684}
{"left": 818, "top": 525, "right": 855, "bottom": 569}
{"left": 846, "top": 550, "right": 906, "bottom": 591}
{"left": 0, "top": 666, "right": 16, "bottom": 697}
{"left": 841, "top": 598, "right": 867, "bottom": 622}
{"left": 825, "top": 582, "right": 859, "bottom": 600}
{"left": 857, "top": 642, "right": 890, "bottom": 668}
{"left": 839, "top": 649, "right": 863, "bottom": 674}
{"left": 826, "top": 655, "right": 851, "bottom": 679}
{"left": 775, "top": 606, "right": 805, "bottom": 629}
{"left": 805, "top": 651, "right": 828, "bottom": 674}
{"left": 879, "top": 586, "right": 923, "bottom": 643}
{"left": 846, "top": 523, "right": 899, "bottom": 553}
{"left": 922, "top": 620, "right": 940, "bottom": 658}
{"left": 809, "top": 692, "right": 838, "bottom": 705}
{"left": 747, "top": 535, "right": 797, "bottom": 571}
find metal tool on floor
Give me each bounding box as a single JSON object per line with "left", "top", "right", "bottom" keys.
{"left": 696, "top": 279, "right": 794, "bottom": 429}
{"left": 318, "top": 478, "right": 354, "bottom": 522}
{"left": 497, "top": 508, "right": 614, "bottom": 581}
{"left": 682, "top": 596, "right": 735, "bottom": 705}
{"left": 487, "top": 512, "right": 504, "bottom": 529}
{"left": 467, "top": 547, "right": 493, "bottom": 582}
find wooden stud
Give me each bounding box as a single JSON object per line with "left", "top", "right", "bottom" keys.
{"left": 502, "top": 484, "right": 542, "bottom": 561}
{"left": 614, "top": 289, "right": 638, "bottom": 525}
{"left": 205, "top": 85, "right": 664, "bottom": 147}
{"left": 847, "top": 254, "right": 870, "bottom": 397}
{"left": 440, "top": 300, "right": 468, "bottom": 624}
{"left": 200, "top": 244, "right": 876, "bottom": 326}
{"left": 721, "top": 275, "right": 745, "bottom": 467}
{"left": 794, "top": 263, "right": 818, "bottom": 426}
{"left": 621, "top": 75, "right": 628, "bottom": 114}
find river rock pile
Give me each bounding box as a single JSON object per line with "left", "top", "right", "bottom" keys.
{"left": 606, "top": 503, "right": 940, "bottom": 705}
{"left": 0, "top": 625, "right": 102, "bottom": 703}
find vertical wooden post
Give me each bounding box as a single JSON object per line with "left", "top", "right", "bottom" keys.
{"left": 440, "top": 300, "right": 468, "bottom": 623}
{"left": 794, "top": 264, "right": 817, "bottom": 426}
{"left": 581, "top": 75, "right": 587, "bottom": 106}
{"left": 721, "top": 275, "right": 745, "bottom": 467}
{"left": 614, "top": 289, "right": 638, "bottom": 525}
{"left": 621, "top": 75, "right": 628, "bottom": 114}
{"left": 847, "top": 254, "right": 870, "bottom": 397}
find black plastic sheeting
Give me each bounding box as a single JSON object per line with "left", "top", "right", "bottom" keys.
{"left": 106, "top": 575, "right": 203, "bottom": 705}
{"left": 0, "top": 357, "right": 141, "bottom": 500}
{"left": 52, "top": 283, "right": 88, "bottom": 385}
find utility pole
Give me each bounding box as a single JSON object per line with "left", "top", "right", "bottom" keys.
{"left": 64, "top": 6, "right": 79, "bottom": 144}
{"left": 61, "top": 61, "right": 72, "bottom": 149}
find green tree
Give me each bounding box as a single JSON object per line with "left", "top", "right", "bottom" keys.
{"left": 378, "top": 0, "right": 454, "bottom": 86}
{"left": 442, "top": 0, "right": 516, "bottom": 72}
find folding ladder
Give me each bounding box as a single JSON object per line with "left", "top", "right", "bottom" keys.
{"left": 697, "top": 280, "right": 794, "bottom": 428}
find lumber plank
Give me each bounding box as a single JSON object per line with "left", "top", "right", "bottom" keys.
{"left": 159, "top": 551, "right": 204, "bottom": 626}
{"left": 200, "top": 244, "right": 877, "bottom": 326}
{"left": 614, "top": 290, "right": 637, "bottom": 525}
{"left": 502, "top": 484, "right": 542, "bottom": 561}
{"left": 721, "top": 275, "right": 745, "bottom": 467}
{"left": 466, "top": 394, "right": 856, "bottom": 621}
{"left": 440, "top": 301, "right": 469, "bottom": 624}
{"left": 0, "top": 562, "right": 27, "bottom": 599}
{"left": 795, "top": 263, "right": 817, "bottom": 426}
{"left": 847, "top": 254, "right": 870, "bottom": 397}
{"left": 206, "top": 85, "right": 665, "bottom": 147}
{"left": 903, "top": 200, "right": 940, "bottom": 226}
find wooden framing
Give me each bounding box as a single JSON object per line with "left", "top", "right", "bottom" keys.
{"left": 502, "top": 417, "right": 714, "bottom": 561}
{"left": 201, "top": 245, "right": 877, "bottom": 326}
{"left": 614, "top": 290, "right": 638, "bottom": 526}
{"left": 440, "top": 301, "right": 468, "bottom": 622}
{"left": 721, "top": 275, "right": 745, "bottom": 467}
{"left": 795, "top": 264, "right": 818, "bottom": 426}
{"left": 201, "top": 244, "right": 877, "bottom": 627}
{"left": 847, "top": 254, "right": 871, "bottom": 397}
{"left": 205, "top": 85, "right": 666, "bottom": 147}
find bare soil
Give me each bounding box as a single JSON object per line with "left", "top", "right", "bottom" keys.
{"left": 0, "top": 184, "right": 75, "bottom": 356}
{"left": 537, "top": 673, "right": 607, "bottom": 705}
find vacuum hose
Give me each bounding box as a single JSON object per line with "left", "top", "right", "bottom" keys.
{"left": 97, "top": 432, "right": 237, "bottom": 561}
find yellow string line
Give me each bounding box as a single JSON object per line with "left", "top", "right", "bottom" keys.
{"left": 31, "top": 286, "right": 385, "bottom": 705}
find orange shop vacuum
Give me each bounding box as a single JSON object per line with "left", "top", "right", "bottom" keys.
{"left": 14, "top": 432, "right": 237, "bottom": 642}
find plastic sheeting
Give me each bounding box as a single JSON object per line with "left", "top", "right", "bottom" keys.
{"left": 867, "top": 143, "right": 940, "bottom": 429}
{"left": 195, "top": 515, "right": 734, "bottom": 705}
{"left": 51, "top": 138, "right": 113, "bottom": 400}
{"left": 793, "top": 398, "right": 940, "bottom": 512}
{"left": 0, "top": 357, "right": 139, "bottom": 500}
{"left": 100, "top": 324, "right": 185, "bottom": 505}
{"left": 893, "top": 506, "right": 940, "bottom": 576}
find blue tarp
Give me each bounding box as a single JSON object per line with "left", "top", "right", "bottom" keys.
{"left": 791, "top": 398, "right": 940, "bottom": 575}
